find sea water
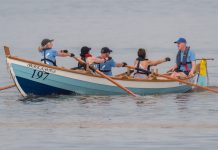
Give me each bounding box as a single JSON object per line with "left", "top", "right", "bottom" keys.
{"left": 0, "top": 0, "right": 218, "bottom": 149}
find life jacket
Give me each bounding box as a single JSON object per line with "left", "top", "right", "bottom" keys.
{"left": 72, "top": 54, "right": 92, "bottom": 70}
{"left": 41, "top": 48, "right": 57, "bottom": 66}
{"left": 77, "top": 57, "right": 87, "bottom": 70}
{"left": 134, "top": 57, "right": 151, "bottom": 76}
{"left": 176, "top": 47, "right": 191, "bottom": 72}
{"left": 97, "top": 57, "right": 112, "bottom": 73}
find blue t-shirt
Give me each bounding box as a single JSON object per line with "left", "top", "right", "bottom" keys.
{"left": 40, "top": 48, "right": 58, "bottom": 66}
{"left": 178, "top": 49, "right": 196, "bottom": 71}
{"left": 95, "top": 59, "right": 116, "bottom": 76}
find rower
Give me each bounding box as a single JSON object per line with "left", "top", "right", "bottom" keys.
{"left": 38, "top": 39, "right": 74, "bottom": 66}
{"left": 95, "top": 47, "right": 127, "bottom": 76}
{"left": 133, "top": 48, "right": 170, "bottom": 79}
{"left": 72, "top": 46, "right": 107, "bottom": 70}
{"left": 169, "top": 38, "right": 196, "bottom": 78}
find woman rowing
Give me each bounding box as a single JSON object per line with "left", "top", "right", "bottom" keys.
{"left": 73, "top": 46, "right": 108, "bottom": 70}
{"left": 95, "top": 47, "right": 127, "bottom": 76}
{"left": 38, "top": 39, "right": 74, "bottom": 66}
{"left": 133, "top": 48, "right": 171, "bottom": 79}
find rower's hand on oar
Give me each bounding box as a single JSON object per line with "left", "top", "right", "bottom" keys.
{"left": 168, "top": 65, "right": 177, "bottom": 73}
{"left": 166, "top": 69, "right": 173, "bottom": 73}
{"left": 70, "top": 53, "right": 75, "bottom": 57}
{"left": 165, "top": 57, "right": 171, "bottom": 62}
{"left": 122, "top": 62, "right": 127, "bottom": 67}
{"left": 61, "top": 50, "right": 69, "bottom": 53}
{"left": 60, "top": 49, "right": 75, "bottom": 57}
{"left": 188, "top": 71, "right": 195, "bottom": 77}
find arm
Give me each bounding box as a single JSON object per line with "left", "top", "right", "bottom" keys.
{"left": 149, "top": 59, "right": 165, "bottom": 66}
{"left": 149, "top": 57, "right": 170, "bottom": 66}
{"left": 188, "top": 51, "right": 196, "bottom": 76}
{"left": 57, "top": 50, "right": 71, "bottom": 57}
{"left": 93, "top": 57, "right": 106, "bottom": 64}
{"left": 189, "top": 61, "right": 196, "bottom": 76}
{"left": 116, "top": 62, "right": 127, "bottom": 67}
{"left": 86, "top": 57, "right": 106, "bottom": 64}
{"left": 57, "top": 50, "right": 75, "bottom": 57}
{"left": 134, "top": 60, "right": 137, "bottom": 66}
{"left": 168, "top": 64, "right": 178, "bottom": 72}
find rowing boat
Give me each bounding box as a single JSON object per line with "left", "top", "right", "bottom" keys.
{"left": 4, "top": 46, "right": 194, "bottom": 96}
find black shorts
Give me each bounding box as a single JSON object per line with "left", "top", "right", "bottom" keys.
{"left": 183, "top": 71, "right": 190, "bottom": 76}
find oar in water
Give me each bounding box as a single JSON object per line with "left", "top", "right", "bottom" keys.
{"left": 156, "top": 73, "right": 218, "bottom": 94}
{"left": 0, "top": 84, "right": 16, "bottom": 91}
{"left": 126, "top": 65, "right": 218, "bottom": 94}
{"left": 72, "top": 56, "right": 137, "bottom": 97}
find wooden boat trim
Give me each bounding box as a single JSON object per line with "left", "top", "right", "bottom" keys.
{"left": 4, "top": 46, "right": 193, "bottom": 82}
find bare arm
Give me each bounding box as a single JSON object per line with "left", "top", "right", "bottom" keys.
{"left": 134, "top": 60, "right": 137, "bottom": 66}
{"left": 189, "top": 61, "right": 196, "bottom": 76}
{"left": 148, "top": 59, "right": 166, "bottom": 66}
{"left": 86, "top": 57, "right": 106, "bottom": 64}
{"left": 116, "top": 62, "right": 126, "bottom": 67}
{"left": 169, "top": 64, "right": 178, "bottom": 72}
{"left": 93, "top": 57, "right": 106, "bottom": 64}
{"left": 57, "top": 50, "right": 71, "bottom": 57}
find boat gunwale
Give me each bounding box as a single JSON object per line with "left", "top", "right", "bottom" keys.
{"left": 6, "top": 55, "right": 193, "bottom": 83}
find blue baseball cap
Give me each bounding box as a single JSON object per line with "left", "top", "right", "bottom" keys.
{"left": 174, "top": 38, "right": 187, "bottom": 44}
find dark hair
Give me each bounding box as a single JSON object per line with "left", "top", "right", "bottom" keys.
{"left": 137, "top": 48, "right": 146, "bottom": 59}
{"left": 80, "top": 46, "right": 91, "bottom": 57}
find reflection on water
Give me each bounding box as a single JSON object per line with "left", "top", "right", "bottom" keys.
{"left": 175, "top": 93, "right": 192, "bottom": 111}
{"left": 75, "top": 95, "right": 113, "bottom": 105}
{"left": 1, "top": 90, "right": 218, "bottom": 149}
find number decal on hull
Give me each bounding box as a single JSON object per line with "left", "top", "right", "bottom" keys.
{"left": 31, "top": 70, "right": 50, "bottom": 80}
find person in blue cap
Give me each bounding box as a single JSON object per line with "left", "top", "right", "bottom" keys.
{"left": 95, "top": 47, "right": 127, "bottom": 76}
{"left": 38, "top": 39, "right": 74, "bottom": 66}
{"left": 169, "top": 37, "right": 196, "bottom": 78}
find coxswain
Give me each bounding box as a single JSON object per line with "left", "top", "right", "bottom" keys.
{"left": 169, "top": 38, "right": 196, "bottom": 78}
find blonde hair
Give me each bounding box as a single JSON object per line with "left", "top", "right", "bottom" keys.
{"left": 38, "top": 43, "right": 50, "bottom": 52}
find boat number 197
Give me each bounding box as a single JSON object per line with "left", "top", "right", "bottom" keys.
{"left": 31, "top": 70, "right": 49, "bottom": 80}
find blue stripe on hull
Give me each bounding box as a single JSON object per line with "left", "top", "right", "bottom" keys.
{"left": 16, "top": 76, "right": 74, "bottom": 95}
{"left": 11, "top": 63, "right": 192, "bottom": 96}
{"left": 130, "top": 86, "right": 191, "bottom": 95}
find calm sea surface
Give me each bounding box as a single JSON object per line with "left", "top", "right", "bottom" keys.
{"left": 0, "top": 0, "right": 218, "bottom": 149}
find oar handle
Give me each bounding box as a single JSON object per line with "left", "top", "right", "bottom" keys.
{"left": 157, "top": 73, "right": 218, "bottom": 94}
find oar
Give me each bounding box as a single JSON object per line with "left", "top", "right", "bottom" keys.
{"left": 126, "top": 65, "right": 218, "bottom": 94}
{"left": 0, "top": 84, "right": 16, "bottom": 91}
{"left": 156, "top": 73, "right": 218, "bottom": 93}
{"left": 72, "top": 56, "right": 137, "bottom": 97}
{"left": 196, "top": 58, "right": 214, "bottom": 61}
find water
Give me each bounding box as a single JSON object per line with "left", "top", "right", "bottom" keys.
{"left": 0, "top": 0, "right": 218, "bottom": 149}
